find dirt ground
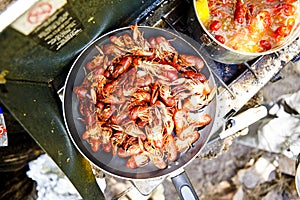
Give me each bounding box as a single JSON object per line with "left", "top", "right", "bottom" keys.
{"left": 103, "top": 61, "right": 300, "bottom": 200}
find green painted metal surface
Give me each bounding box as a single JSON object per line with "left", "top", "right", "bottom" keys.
{"left": 0, "top": 0, "right": 155, "bottom": 82}
{"left": 0, "top": 81, "right": 104, "bottom": 199}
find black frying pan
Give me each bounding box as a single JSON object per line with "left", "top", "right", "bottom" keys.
{"left": 63, "top": 26, "right": 217, "bottom": 199}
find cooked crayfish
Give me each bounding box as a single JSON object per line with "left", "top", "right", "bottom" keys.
{"left": 74, "top": 25, "right": 215, "bottom": 170}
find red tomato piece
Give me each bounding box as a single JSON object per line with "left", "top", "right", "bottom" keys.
{"left": 214, "top": 35, "right": 225, "bottom": 44}
{"left": 259, "top": 40, "right": 272, "bottom": 51}
{"left": 275, "top": 25, "right": 291, "bottom": 37}
{"left": 209, "top": 20, "right": 222, "bottom": 31}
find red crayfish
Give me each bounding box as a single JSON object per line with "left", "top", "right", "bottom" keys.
{"left": 73, "top": 25, "right": 215, "bottom": 170}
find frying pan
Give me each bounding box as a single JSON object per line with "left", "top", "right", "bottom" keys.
{"left": 63, "top": 26, "right": 217, "bottom": 199}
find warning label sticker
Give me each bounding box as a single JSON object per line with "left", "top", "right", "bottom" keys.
{"left": 11, "top": 0, "right": 83, "bottom": 51}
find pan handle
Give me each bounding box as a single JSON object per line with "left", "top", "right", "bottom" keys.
{"left": 171, "top": 171, "right": 199, "bottom": 200}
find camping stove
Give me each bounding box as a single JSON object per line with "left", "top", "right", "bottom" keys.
{"left": 123, "top": 0, "right": 300, "bottom": 195}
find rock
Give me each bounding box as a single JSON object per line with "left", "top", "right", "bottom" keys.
{"left": 262, "top": 189, "right": 288, "bottom": 200}
{"left": 233, "top": 187, "right": 244, "bottom": 200}
{"left": 254, "top": 157, "right": 276, "bottom": 182}
{"left": 242, "top": 170, "right": 260, "bottom": 189}
{"left": 278, "top": 155, "right": 296, "bottom": 176}
{"left": 216, "top": 180, "right": 231, "bottom": 193}
{"left": 238, "top": 156, "right": 276, "bottom": 189}
{"left": 150, "top": 184, "right": 165, "bottom": 200}
{"left": 202, "top": 160, "right": 219, "bottom": 174}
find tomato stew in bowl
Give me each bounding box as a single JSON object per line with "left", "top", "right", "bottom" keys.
{"left": 199, "top": 0, "right": 299, "bottom": 53}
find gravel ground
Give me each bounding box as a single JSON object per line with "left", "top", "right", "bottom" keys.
{"left": 27, "top": 61, "right": 300, "bottom": 199}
